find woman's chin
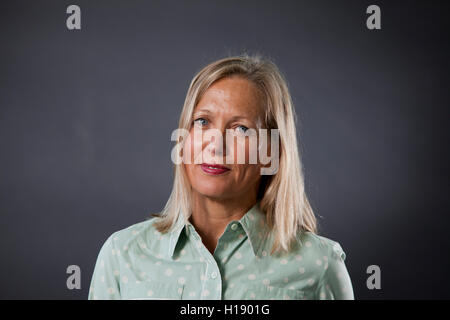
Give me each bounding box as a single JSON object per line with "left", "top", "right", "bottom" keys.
{"left": 193, "top": 186, "right": 233, "bottom": 200}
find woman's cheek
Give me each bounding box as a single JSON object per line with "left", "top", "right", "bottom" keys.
{"left": 232, "top": 136, "right": 254, "bottom": 164}
{"left": 182, "top": 133, "right": 194, "bottom": 164}
{"left": 182, "top": 131, "right": 205, "bottom": 164}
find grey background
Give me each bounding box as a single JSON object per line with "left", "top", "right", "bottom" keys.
{"left": 0, "top": 0, "right": 449, "bottom": 299}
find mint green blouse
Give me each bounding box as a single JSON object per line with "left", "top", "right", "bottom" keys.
{"left": 88, "top": 204, "right": 354, "bottom": 300}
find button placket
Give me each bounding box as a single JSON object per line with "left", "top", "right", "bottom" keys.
{"left": 191, "top": 228, "right": 222, "bottom": 300}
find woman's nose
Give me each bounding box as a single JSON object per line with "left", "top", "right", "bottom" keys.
{"left": 202, "top": 128, "right": 228, "bottom": 158}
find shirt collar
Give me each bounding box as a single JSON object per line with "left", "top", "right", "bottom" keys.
{"left": 167, "top": 202, "right": 271, "bottom": 258}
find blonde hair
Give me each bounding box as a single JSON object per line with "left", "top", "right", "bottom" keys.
{"left": 153, "top": 53, "right": 317, "bottom": 254}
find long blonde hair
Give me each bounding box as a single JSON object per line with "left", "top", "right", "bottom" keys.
{"left": 153, "top": 53, "right": 317, "bottom": 254}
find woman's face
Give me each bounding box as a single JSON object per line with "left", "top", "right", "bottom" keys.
{"left": 183, "top": 76, "right": 265, "bottom": 201}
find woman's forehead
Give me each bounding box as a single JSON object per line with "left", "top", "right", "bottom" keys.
{"left": 194, "top": 77, "right": 264, "bottom": 119}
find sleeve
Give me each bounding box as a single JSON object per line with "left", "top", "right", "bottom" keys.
{"left": 88, "top": 234, "right": 122, "bottom": 300}
{"left": 316, "top": 242, "right": 354, "bottom": 300}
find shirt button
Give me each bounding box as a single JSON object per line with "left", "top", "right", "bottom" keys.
{"left": 231, "top": 223, "right": 238, "bottom": 231}
{"left": 211, "top": 272, "right": 218, "bottom": 279}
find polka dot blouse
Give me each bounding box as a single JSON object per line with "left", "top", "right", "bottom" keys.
{"left": 88, "top": 203, "right": 354, "bottom": 300}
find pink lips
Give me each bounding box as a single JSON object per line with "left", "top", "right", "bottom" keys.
{"left": 200, "top": 163, "right": 230, "bottom": 175}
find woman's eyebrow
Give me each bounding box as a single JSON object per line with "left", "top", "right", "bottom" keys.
{"left": 228, "top": 115, "right": 253, "bottom": 122}
{"left": 192, "top": 108, "right": 212, "bottom": 115}
{"left": 193, "top": 107, "right": 260, "bottom": 125}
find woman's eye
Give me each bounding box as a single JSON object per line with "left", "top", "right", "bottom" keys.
{"left": 235, "top": 125, "right": 249, "bottom": 133}
{"left": 193, "top": 118, "right": 208, "bottom": 127}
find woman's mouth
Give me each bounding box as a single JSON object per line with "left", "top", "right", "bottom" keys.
{"left": 200, "top": 163, "right": 231, "bottom": 175}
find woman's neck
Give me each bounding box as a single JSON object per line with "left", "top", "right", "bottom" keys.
{"left": 189, "top": 193, "right": 257, "bottom": 255}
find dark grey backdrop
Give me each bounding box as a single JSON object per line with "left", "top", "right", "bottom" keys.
{"left": 0, "top": 0, "right": 449, "bottom": 299}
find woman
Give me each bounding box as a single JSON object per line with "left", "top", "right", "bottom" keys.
{"left": 88, "top": 54, "right": 354, "bottom": 300}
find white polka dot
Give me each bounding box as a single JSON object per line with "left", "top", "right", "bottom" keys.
{"left": 299, "top": 267, "right": 305, "bottom": 274}
{"left": 323, "top": 256, "right": 328, "bottom": 261}
{"left": 229, "top": 283, "right": 235, "bottom": 288}
{"left": 155, "top": 261, "right": 162, "bottom": 266}
{"left": 238, "top": 234, "right": 244, "bottom": 240}
{"left": 178, "top": 277, "right": 186, "bottom": 285}
{"left": 139, "top": 271, "right": 146, "bottom": 278}
{"left": 185, "top": 265, "right": 192, "bottom": 270}
{"left": 181, "top": 249, "right": 186, "bottom": 256}
{"left": 139, "top": 243, "right": 146, "bottom": 249}
{"left": 111, "top": 249, "right": 116, "bottom": 255}
{"left": 268, "top": 269, "right": 274, "bottom": 274}
{"left": 125, "top": 263, "right": 131, "bottom": 269}
{"left": 113, "top": 270, "right": 119, "bottom": 276}
{"left": 222, "top": 257, "right": 228, "bottom": 263}
{"left": 202, "top": 290, "right": 210, "bottom": 297}
{"left": 121, "top": 276, "right": 128, "bottom": 284}
{"left": 107, "top": 287, "right": 115, "bottom": 294}
{"left": 237, "top": 264, "right": 245, "bottom": 270}
{"left": 295, "top": 255, "right": 303, "bottom": 261}
{"left": 316, "top": 259, "right": 322, "bottom": 266}
{"left": 165, "top": 268, "right": 173, "bottom": 276}
{"left": 235, "top": 252, "right": 242, "bottom": 259}
{"left": 250, "top": 292, "right": 256, "bottom": 298}
{"left": 320, "top": 292, "right": 326, "bottom": 299}
{"left": 288, "top": 286, "right": 295, "bottom": 290}
{"left": 100, "top": 275, "right": 105, "bottom": 283}
{"left": 189, "top": 291, "right": 196, "bottom": 297}
{"left": 248, "top": 274, "right": 256, "bottom": 280}
{"left": 177, "top": 287, "right": 183, "bottom": 294}
{"left": 123, "top": 246, "right": 128, "bottom": 251}
{"left": 200, "top": 274, "right": 206, "bottom": 281}
{"left": 199, "top": 256, "right": 205, "bottom": 262}
{"left": 156, "top": 254, "right": 162, "bottom": 259}
{"left": 131, "top": 230, "right": 138, "bottom": 236}
{"left": 305, "top": 241, "right": 312, "bottom": 247}
{"left": 262, "top": 279, "right": 270, "bottom": 285}
{"left": 280, "top": 259, "right": 288, "bottom": 265}
{"left": 283, "top": 295, "right": 291, "bottom": 300}
{"left": 100, "top": 260, "right": 105, "bottom": 268}
{"left": 308, "top": 278, "right": 315, "bottom": 286}
{"left": 262, "top": 251, "right": 267, "bottom": 257}
{"left": 147, "top": 290, "right": 153, "bottom": 296}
